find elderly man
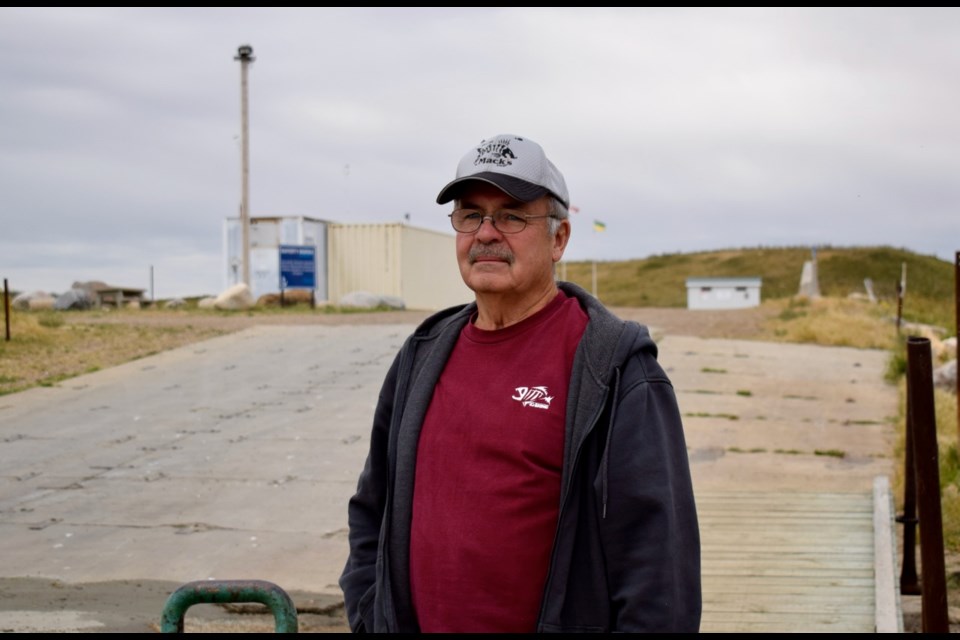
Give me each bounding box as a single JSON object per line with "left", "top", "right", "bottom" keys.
{"left": 339, "top": 134, "right": 701, "bottom": 633}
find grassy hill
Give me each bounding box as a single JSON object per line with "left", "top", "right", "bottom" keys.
{"left": 561, "top": 245, "right": 956, "bottom": 332}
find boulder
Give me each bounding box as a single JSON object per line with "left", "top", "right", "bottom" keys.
{"left": 934, "top": 359, "right": 957, "bottom": 394}
{"left": 339, "top": 291, "right": 405, "bottom": 310}
{"left": 12, "top": 291, "right": 55, "bottom": 311}
{"left": 28, "top": 296, "right": 56, "bottom": 311}
{"left": 944, "top": 337, "right": 958, "bottom": 359}
{"left": 53, "top": 288, "right": 95, "bottom": 310}
{"left": 213, "top": 284, "right": 255, "bottom": 310}
{"left": 379, "top": 295, "right": 406, "bottom": 310}
{"left": 197, "top": 297, "right": 218, "bottom": 309}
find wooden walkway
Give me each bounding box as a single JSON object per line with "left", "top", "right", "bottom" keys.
{"left": 697, "top": 480, "right": 901, "bottom": 633}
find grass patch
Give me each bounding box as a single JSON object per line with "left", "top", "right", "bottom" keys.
{"left": 736, "top": 389, "right": 753, "bottom": 397}
{"left": 701, "top": 367, "right": 727, "bottom": 374}
{"left": 892, "top": 385, "right": 960, "bottom": 549}
{"left": 775, "top": 449, "right": 803, "bottom": 455}
{"left": 777, "top": 297, "right": 809, "bottom": 321}
{"left": 685, "top": 412, "right": 740, "bottom": 421}
{"left": 814, "top": 449, "right": 846, "bottom": 458}
{"left": 37, "top": 312, "right": 65, "bottom": 328}
{"left": 763, "top": 296, "right": 900, "bottom": 349}
{"left": 728, "top": 447, "right": 768, "bottom": 454}
{"left": 0, "top": 308, "right": 231, "bottom": 395}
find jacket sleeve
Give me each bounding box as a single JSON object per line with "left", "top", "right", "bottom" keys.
{"left": 601, "top": 345, "right": 702, "bottom": 632}
{"left": 338, "top": 349, "right": 402, "bottom": 633}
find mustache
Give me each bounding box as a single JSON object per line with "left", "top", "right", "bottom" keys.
{"left": 469, "top": 244, "right": 514, "bottom": 265}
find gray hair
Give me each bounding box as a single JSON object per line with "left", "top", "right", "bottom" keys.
{"left": 547, "top": 197, "right": 569, "bottom": 237}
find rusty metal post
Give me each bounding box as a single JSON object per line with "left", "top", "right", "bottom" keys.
{"left": 3, "top": 278, "right": 10, "bottom": 341}
{"left": 3, "top": 278, "right": 10, "bottom": 342}
{"left": 897, "top": 374, "right": 920, "bottom": 594}
{"left": 160, "top": 579, "right": 298, "bottom": 633}
{"left": 906, "top": 336, "right": 949, "bottom": 633}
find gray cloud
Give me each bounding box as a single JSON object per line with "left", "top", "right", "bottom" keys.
{"left": 1, "top": 7, "right": 958, "bottom": 298}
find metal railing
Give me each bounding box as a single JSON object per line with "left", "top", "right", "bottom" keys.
{"left": 160, "top": 579, "right": 299, "bottom": 633}
{"left": 897, "top": 336, "right": 949, "bottom": 632}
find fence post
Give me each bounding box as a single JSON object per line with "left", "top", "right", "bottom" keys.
{"left": 898, "top": 376, "right": 920, "bottom": 595}
{"left": 906, "top": 336, "right": 949, "bottom": 633}
{"left": 3, "top": 278, "right": 10, "bottom": 342}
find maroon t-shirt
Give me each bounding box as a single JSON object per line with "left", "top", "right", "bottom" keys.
{"left": 409, "top": 290, "right": 589, "bottom": 632}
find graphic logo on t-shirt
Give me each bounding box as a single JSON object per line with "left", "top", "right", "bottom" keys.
{"left": 512, "top": 386, "right": 553, "bottom": 410}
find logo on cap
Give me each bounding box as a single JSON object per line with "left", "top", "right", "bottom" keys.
{"left": 474, "top": 139, "right": 519, "bottom": 168}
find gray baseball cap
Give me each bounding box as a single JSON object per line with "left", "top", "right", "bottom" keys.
{"left": 436, "top": 134, "right": 570, "bottom": 209}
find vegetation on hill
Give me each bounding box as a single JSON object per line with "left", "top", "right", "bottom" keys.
{"left": 562, "top": 244, "right": 955, "bottom": 331}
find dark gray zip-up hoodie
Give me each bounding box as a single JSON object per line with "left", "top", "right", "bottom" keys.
{"left": 339, "top": 281, "right": 701, "bottom": 632}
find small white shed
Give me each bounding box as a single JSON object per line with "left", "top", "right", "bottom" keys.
{"left": 686, "top": 277, "right": 762, "bottom": 310}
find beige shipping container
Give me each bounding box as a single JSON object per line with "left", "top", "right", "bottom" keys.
{"left": 328, "top": 223, "right": 473, "bottom": 311}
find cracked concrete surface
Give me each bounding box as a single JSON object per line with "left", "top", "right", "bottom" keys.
{"left": 0, "top": 322, "right": 899, "bottom": 632}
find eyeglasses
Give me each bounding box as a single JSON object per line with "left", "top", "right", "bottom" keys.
{"left": 448, "top": 209, "right": 557, "bottom": 234}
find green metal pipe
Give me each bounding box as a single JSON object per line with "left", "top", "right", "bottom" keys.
{"left": 160, "top": 579, "right": 298, "bottom": 633}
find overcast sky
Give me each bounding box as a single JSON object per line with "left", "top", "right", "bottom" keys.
{"left": 2, "top": 7, "right": 958, "bottom": 299}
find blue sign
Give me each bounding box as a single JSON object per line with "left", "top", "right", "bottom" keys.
{"left": 279, "top": 245, "right": 316, "bottom": 289}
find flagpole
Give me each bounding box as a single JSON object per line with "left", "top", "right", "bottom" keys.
{"left": 590, "top": 219, "right": 607, "bottom": 300}
{"left": 592, "top": 219, "right": 598, "bottom": 299}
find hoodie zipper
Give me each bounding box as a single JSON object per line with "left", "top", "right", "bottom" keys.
{"left": 599, "top": 367, "right": 622, "bottom": 519}
{"left": 536, "top": 384, "right": 609, "bottom": 629}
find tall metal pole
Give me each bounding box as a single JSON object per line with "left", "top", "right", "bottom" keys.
{"left": 3, "top": 278, "right": 10, "bottom": 342}
{"left": 235, "top": 44, "right": 255, "bottom": 287}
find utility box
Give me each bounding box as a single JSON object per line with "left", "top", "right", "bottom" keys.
{"left": 224, "top": 216, "right": 330, "bottom": 302}
{"left": 327, "top": 222, "right": 472, "bottom": 311}
{"left": 686, "top": 277, "right": 762, "bottom": 310}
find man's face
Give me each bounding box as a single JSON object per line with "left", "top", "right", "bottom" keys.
{"left": 453, "top": 182, "right": 570, "bottom": 299}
